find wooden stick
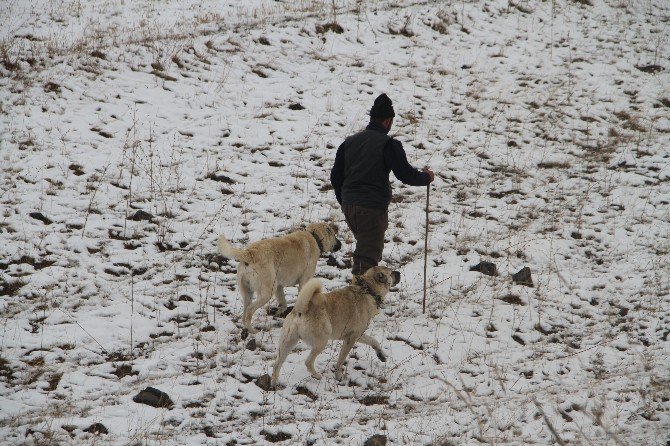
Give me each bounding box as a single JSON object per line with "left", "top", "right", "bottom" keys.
{"left": 423, "top": 183, "right": 430, "bottom": 314}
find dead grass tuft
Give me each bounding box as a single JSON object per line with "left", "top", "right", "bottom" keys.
{"left": 315, "top": 22, "right": 344, "bottom": 34}
{"left": 0, "top": 278, "right": 27, "bottom": 297}
{"left": 388, "top": 15, "right": 415, "bottom": 37}
{"left": 538, "top": 161, "right": 571, "bottom": 169}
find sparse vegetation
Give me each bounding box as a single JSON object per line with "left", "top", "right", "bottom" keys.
{"left": 0, "top": 0, "right": 668, "bottom": 445}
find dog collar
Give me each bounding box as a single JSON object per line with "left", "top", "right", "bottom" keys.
{"left": 357, "top": 280, "right": 383, "bottom": 308}
{"left": 309, "top": 230, "right": 325, "bottom": 254}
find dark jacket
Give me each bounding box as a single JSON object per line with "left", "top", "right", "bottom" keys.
{"left": 330, "top": 122, "right": 430, "bottom": 209}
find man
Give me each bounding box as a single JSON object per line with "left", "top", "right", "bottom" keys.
{"left": 330, "top": 93, "right": 435, "bottom": 276}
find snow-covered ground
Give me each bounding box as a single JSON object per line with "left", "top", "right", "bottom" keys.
{"left": 1, "top": 0, "right": 669, "bottom": 444}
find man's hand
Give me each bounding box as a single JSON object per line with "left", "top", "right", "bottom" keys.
{"left": 422, "top": 167, "right": 435, "bottom": 183}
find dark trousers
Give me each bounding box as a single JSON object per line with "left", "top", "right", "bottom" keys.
{"left": 342, "top": 204, "right": 388, "bottom": 276}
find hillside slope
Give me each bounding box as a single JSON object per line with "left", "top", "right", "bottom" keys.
{"left": 1, "top": 1, "right": 669, "bottom": 444}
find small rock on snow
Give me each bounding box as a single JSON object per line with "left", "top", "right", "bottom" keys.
{"left": 255, "top": 374, "right": 274, "bottom": 391}
{"left": 132, "top": 387, "right": 174, "bottom": 409}
{"left": 512, "top": 266, "right": 534, "bottom": 287}
{"left": 83, "top": 423, "right": 108, "bottom": 435}
{"left": 364, "top": 434, "right": 388, "bottom": 446}
{"left": 469, "top": 261, "right": 497, "bottom": 276}
{"left": 129, "top": 210, "right": 154, "bottom": 222}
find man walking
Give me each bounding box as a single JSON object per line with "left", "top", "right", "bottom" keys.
{"left": 330, "top": 93, "right": 435, "bottom": 276}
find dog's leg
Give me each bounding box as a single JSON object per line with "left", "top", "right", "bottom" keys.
{"left": 275, "top": 286, "right": 287, "bottom": 313}
{"left": 238, "top": 276, "right": 254, "bottom": 339}
{"left": 239, "top": 277, "right": 253, "bottom": 316}
{"left": 271, "top": 321, "right": 300, "bottom": 387}
{"left": 334, "top": 338, "right": 356, "bottom": 380}
{"left": 305, "top": 338, "right": 328, "bottom": 380}
{"left": 358, "top": 334, "right": 386, "bottom": 362}
{"left": 243, "top": 280, "right": 274, "bottom": 334}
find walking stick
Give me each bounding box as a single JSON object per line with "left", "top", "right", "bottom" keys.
{"left": 423, "top": 182, "right": 430, "bottom": 314}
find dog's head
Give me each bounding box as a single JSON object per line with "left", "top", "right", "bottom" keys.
{"left": 356, "top": 266, "right": 401, "bottom": 304}
{"left": 306, "top": 222, "right": 342, "bottom": 253}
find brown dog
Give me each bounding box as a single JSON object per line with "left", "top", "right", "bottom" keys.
{"left": 218, "top": 222, "right": 341, "bottom": 338}
{"left": 271, "top": 266, "right": 400, "bottom": 386}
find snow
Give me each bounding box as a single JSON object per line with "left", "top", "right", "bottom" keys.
{"left": 1, "top": 0, "right": 669, "bottom": 444}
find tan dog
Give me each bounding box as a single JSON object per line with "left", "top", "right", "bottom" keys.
{"left": 271, "top": 266, "right": 400, "bottom": 386}
{"left": 218, "top": 222, "right": 341, "bottom": 338}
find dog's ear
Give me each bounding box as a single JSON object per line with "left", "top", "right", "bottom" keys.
{"left": 376, "top": 271, "right": 388, "bottom": 284}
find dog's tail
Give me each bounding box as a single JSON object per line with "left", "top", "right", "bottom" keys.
{"left": 217, "top": 235, "right": 247, "bottom": 261}
{"left": 294, "top": 278, "right": 322, "bottom": 317}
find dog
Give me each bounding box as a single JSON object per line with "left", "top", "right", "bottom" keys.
{"left": 271, "top": 266, "right": 400, "bottom": 387}
{"left": 218, "top": 222, "right": 341, "bottom": 338}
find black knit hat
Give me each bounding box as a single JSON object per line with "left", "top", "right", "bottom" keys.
{"left": 370, "top": 93, "right": 395, "bottom": 119}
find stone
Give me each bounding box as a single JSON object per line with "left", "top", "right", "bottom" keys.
{"left": 469, "top": 261, "right": 497, "bottom": 276}
{"left": 29, "top": 212, "right": 53, "bottom": 225}
{"left": 364, "top": 434, "right": 388, "bottom": 446}
{"left": 267, "top": 306, "right": 293, "bottom": 318}
{"left": 255, "top": 374, "right": 274, "bottom": 391}
{"left": 132, "top": 387, "right": 174, "bottom": 409}
{"left": 83, "top": 423, "right": 108, "bottom": 435}
{"left": 129, "top": 210, "right": 154, "bottom": 222}
{"left": 359, "top": 395, "right": 388, "bottom": 406}
{"left": 512, "top": 266, "right": 533, "bottom": 287}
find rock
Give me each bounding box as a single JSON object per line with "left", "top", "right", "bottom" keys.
{"left": 83, "top": 423, "right": 108, "bottom": 435}
{"left": 512, "top": 267, "right": 533, "bottom": 287}
{"left": 326, "top": 254, "right": 352, "bottom": 269}
{"left": 635, "top": 64, "right": 664, "bottom": 74}
{"left": 469, "top": 261, "right": 497, "bottom": 276}
{"left": 295, "top": 385, "right": 317, "bottom": 401}
{"left": 512, "top": 334, "right": 526, "bottom": 346}
{"left": 268, "top": 306, "right": 293, "bottom": 318}
{"left": 203, "top": 426, "right": 216, "bottom": 438}
{"left": 288, "top": 103, "right": 305, "bottom": 111}
{"left": 359, "top": 395, "right": 388, "bottom": 406}
{"left": 156, "top": 241, "right": 181, "bottom": 252}
{"left": 129, "top": 210, "right": 154, "bottom": 222}
{"left": 112, "top": 364, "right": 138, "bottom": 379}
{"left": 132, "top": 387, "right": 174, "bottom": 409}
{"left": 326, "top": 254, "right": 338, "bottom": 267}
{"left": 499, "top": 294, "right": 524, "bottom": 305}
{"left": 254, "top": 374, "right": 274, "bottom": 391}
{"left": 246, "top": 338, "right": 257, "bottom": 351}
{"left": 364, "top": 434, "right": 388, "bottom": 446}
{"left": 206, "top": 172, "right": 236, "bottom": 184}
{"left": 29, "top": 212, "right": 53, "bottom": 225}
